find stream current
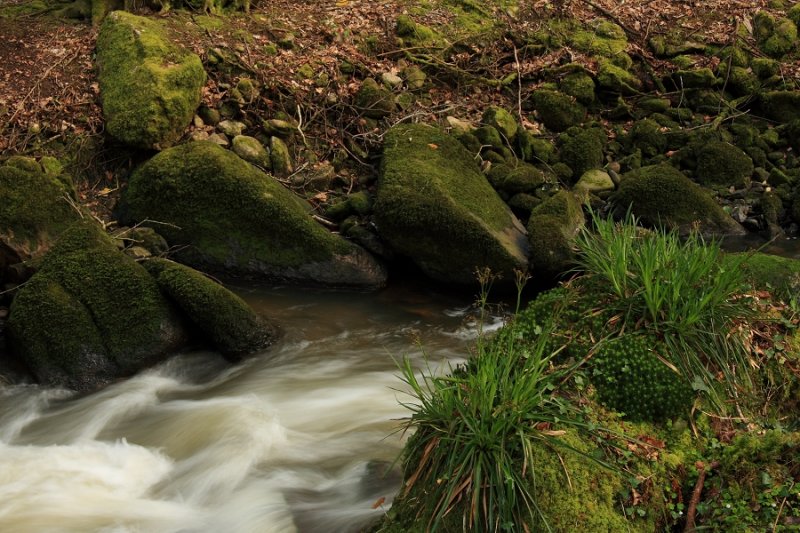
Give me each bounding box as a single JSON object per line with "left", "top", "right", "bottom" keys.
{"left": 0, "top": 280, "right": 500, "bottom": 533}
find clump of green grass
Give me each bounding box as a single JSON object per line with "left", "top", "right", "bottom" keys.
{"left": 573, "top": 211, "right": 755, "bottom": 403}
{"left": 397, "top": 270, "right": 609, "bottom": 532}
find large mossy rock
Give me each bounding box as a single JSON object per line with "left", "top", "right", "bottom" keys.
{"left": 144, "top": 258, "right": 276, "bottom": 358}
{"left": 731, "top": 252, "right": 800, "bottom": 304}
{"left": 6, "top": 221, "right": 187, "bottom": 391}
{"left": 118, "top": 141, "right": 386, "bottom": 288}
{"left": 695, "top": 141, "right": 754, "bottom": 188}
{"left": 375, "top": 124, "right": 529, "bottom": 284}
{"left": 96, "top": 11, "right": 206, "bottom": 149}
{"left": 611, "top": 164, "right": 745, "bottom": 236}
{"left": 0, "top": 157, "right": 81, "bottom": 277}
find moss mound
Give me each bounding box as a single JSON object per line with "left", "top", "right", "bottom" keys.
{"left": 0, "top": 158, "right": 81, "bottom": 272}
{"left": 375, "top": 123, "right": 529, "bottom": 284}
{"left": 531, "top": 89, "right": 585, "bottom": 132}
{"left": 593, "top": 335, "right": 694, "bottom": 422}
{"left": 119, "top": 141, "right": 386, "bottom": 288}
{"left": 754, "top": 12, "right": 798, "bottom": 58}
{"left": 144, "top": 258, "right": 276, "bottom": 358}
{"left": 7, "top": 221, "right": 186, "bottom": 391}
{"left": 526, "top": 191, "right": 584, "bottom": 278}
{"left": 611, "top": 164, "right": 745, "bottom": 236}
{"left": 695, "top": 141, "right": 754, "bottom": 188}
{"left": 559, "top": 126, "right": 606, "bottom": 180}
{"left": 96, "top": 11, "right": 206, "bottom": 149}
{"left": 730, "top": 252, "right": 800, "bottom": 303}
{"left": 759, "top": 91, "right": 800, "bottom": 123}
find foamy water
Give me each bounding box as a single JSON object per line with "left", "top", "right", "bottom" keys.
{"left": 0, "top": 283, "right": 487, "bottom": 532}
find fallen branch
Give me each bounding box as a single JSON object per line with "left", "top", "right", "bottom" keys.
{"left": 683, "top": 460, "right": 717, "bottom": 532}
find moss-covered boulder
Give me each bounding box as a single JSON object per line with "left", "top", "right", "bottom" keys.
{"left": 575, "top": 169, "right": 615, "bottom": 194}
{"left": 732, "top": 252, "right": 800, "bottom": 303}
{"left": 754, "top": 11, "right": 798, "bottom": 58}
{"left": 144, "top": 258, "right": 276, "bottom": 358}
{"left": 527, "top": 190, "right": 584, "bottom": 277}
{"left": 6, "top": 221, "right": 187, "bottom": 391}
{"left": 118, "top": 141, "right": 386, "bottom": 288}
{"left": 611, "top": 164, "right": 745, "bottom": 236}
{"left": 627, "top": 118, "right": 667, "bottom": 158}
{"left": 759, "top": 91, "right": 800, "bottom": 123}
{"left": 0, "top": 158, "right": 81, "bottom": 278}
{"left": 695, "top": 141, "right": 754, "bottom": 188}
{"left": 559, "top": 126, "right": 606, "bottom": 180}
{"left": 96, "top": 11, "right": 206, "bottom": 149}
{"left": 375, "top": 124, "right": 529, "bottom": 284}
{"left": 560, "top": 70, "right": 596, "bottom": 105}
{"left": 531, "top": 89, "right": 585, "bottom": 132}
{"left": 487, "top": 162, "right": 548, "bottom": 196}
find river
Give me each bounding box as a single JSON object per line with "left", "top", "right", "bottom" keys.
{"left": 0, "top": 279, "right": 504, "bottom": 533}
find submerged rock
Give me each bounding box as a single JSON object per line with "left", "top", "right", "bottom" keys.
{"left": 375, "top": 123, "right": 529, "bottom": 284}
{"left": 118, "top": 141, "right": 386, "bottom": 288}
{"left": 96, "top": 11, "right": 206, "bottom": 149}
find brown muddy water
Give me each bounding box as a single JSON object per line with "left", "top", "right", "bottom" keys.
{"left": 0, "top": 280, "right": 505, "bottom": 533}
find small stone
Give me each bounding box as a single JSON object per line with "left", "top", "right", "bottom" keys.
{"left": 198, "top": 106, "right": 220, "bottom": 126}
{"left": 218, "top": 120, "right": 245, "bottom": 137}
{"left": 270, "top": 136, "right": 293, "bottom": 177}
{"left": 232, "top": 135, "right": 270, "bottom": 168}
{"left": 189, "top": 130, "right": 210, "bottom": 142}
{"left": 193, "top": 115, "right": 204, "bottom": 128}
{"left": 482, "top": 106, "right": 518, "bottom": 140}
{"left": 381, "top": 72, "right": 403, "bottom": 89}
{"left": 575, "top": 169, "right": 615, "bottom": 194}
{"left": 262, "top": 118, "right": 297, "bottom": 137}
{"left": 446, "top": 116, "right": 475, "bottom": 135}
{"left": 236, "top": 78, "right": 259, "bottom": 103}
{"left": 0, "top": 308, "right": 8, "bottom": 319}
{"left": 207, "top": 133, "right": 229, "bottom": 146}
{"left": 402, "top": 65, "right": 426, "bottom": 90}
{"left": 124, "top": 246, "right": 152, "bottom": 260}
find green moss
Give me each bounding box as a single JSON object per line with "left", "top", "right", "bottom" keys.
{"left": 96, "top": 11, "right": 206, "bottom": 149}
{"left": 754, "top": 12, "right": 797, "bottom": 58}
{"left": 395, "top": 15, "right": 444, "bottom": 47}
{"left": 592, "top": 335, "right": 694, "bottom": 422}
{"left": 734, "top": 252, "right": 800, "bottom": 303}
{"left": 481, "top": 106, "right": 517, "bottom": 140}
{"left": 559, "top": 71, "right": 596, "bottom": 105}
{"left": 759, "top": 91, "right": 800, "bottom": 123}
{"left": 531, "top": 89, "right": 585, "bottom": 132}
{"left": 144, "top": 258, "right": 275, "bottom": 357}
{"left": 474, "top": 125, "right": 504, "bottom": 149}
{"left": 611, "top": 164, "right": 743, "bottom": 235}
{"left": 488, "top": 162, "right": 547, "bottom": 195}
{"left": 751, "top": 58, "right": 780, "bottom": 80}
{"left": 789, "top": 3, "right": 800, "bottom": 28}
{"left": 517, "top": 132, "right": 555, "bottom": 163}
{"left": 628, "top": 119, "right": 667, "bottom": 158}
{"left": 527, "top": 191, "right": 584, "bottom": 277}
{"left": 725, "top": 66, "right": 760, "bottom": 96}
{"left": 671, "top": 68, "right": 717, "bottom": 88}
{"left": 7, "top": 221, "right": 186, "bottom": 390}
{"left": 120, "top": 142, "right": 384, "bottom": 287}
{"left": 0, "top": 162, "right": 81, "bottom": 265}
{"left": 375, "top": 123, "right": 529, "bottom": 283}
{"left": 354, "top": 78, "right": 395, "bottom": 119}
{"left": 636, "top": 97, "right": 670, "bottom": 115}
{"left": 559, "top": 126, "right": 606, "bottom": 180}
{"left": 596, "top": 61, "right": 641, "bottom": 94}
{"left": 538, "top": 18, "right": 628, "bottom": 59}
{"left": 695, "top": 141, "right": 754, "bottom": 188}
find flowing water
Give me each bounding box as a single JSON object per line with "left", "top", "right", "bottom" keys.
{"left": 0, "top": 281, "right": 504, "bottom": 533}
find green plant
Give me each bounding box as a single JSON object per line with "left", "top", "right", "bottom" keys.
{"left": 573, "top": 210, "right": 754, "bottom": 406}
{"left": 396, "top": 270, "right": 611, "bottom": 532}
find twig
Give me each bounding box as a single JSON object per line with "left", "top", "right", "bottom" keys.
{"left": 683, "top": 460, "right": 717, "bottom": 532}
{"left": 513, "top": 44, "right": 523, "bottom": 122}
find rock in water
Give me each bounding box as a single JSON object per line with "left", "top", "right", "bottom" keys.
{"left": 96, "top": 11, "right": 206, "bottom": 150}
{"left": 118, "top": 141, "right": 386, "bottom": 288}
{"left": 374, "top": 123, "right": 529, "bottom": 284}
{"left": 7, "top": 221, "right": 187, "bottom": 391}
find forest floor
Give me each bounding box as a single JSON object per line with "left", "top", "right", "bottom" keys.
{"left": 0, "top": 0, "right": 795, "bottom": 219}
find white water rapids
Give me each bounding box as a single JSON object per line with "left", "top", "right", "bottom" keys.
{"left": 0, "top": 282, "right": 503, "bottom": 533}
